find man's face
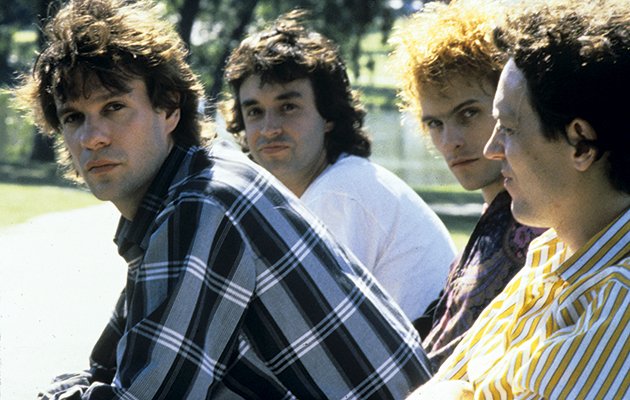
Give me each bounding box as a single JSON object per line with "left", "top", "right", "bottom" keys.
{"left": 419, "top": 75, "right": 503, "bottom": 194}
{"left": 55, "top": 78, "right": 179, "bottom": 219}
{"left": 485, "top": 59, "right": 573, "bottom": 228}
{"left": 239, "top": 76, "right": 332, "bottom": 196}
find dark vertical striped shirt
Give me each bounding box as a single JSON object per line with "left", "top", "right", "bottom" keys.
{"left": 40, "top": 141, "right": 431, "bottom": 399}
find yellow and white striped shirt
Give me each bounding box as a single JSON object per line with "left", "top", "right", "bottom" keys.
{"left": 435, "top": 209, "right": 630, "bottom": 399}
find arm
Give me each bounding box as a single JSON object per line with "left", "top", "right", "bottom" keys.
{"left": 44, "top": 198, "right": 255, "bottom": 399}
{"left": 407, "top": 380, "right": 473, "bottom": 400}
{"left": 431, "top": 269, "right": 630, "bottom": 399}
{"left": 518, "top": 273, "right": 629, "bottom": 399}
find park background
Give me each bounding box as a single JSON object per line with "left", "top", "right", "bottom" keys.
{"left": 1, "top": 0, "right": 482, "bottom": 398}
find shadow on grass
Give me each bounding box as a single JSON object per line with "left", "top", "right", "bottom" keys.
{"left": 0, "top": 162, "right": 75, "bottom": 188}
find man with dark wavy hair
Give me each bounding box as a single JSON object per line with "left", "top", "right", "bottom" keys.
{"left": 409, "top": 0, "right": 630, "bottom": 398}
{"left": 221, "top": 11, "right": 456, "bottom": 323}
{"left": 16, "top": 0, "right": 433, "bottom": 398}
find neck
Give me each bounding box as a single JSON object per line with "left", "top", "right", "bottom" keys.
{"left": 480, "top": 178, "right": 505, "bottom": 204}
{"left": 557, "top": 193, "right": 630, "bottom": 255}
{"left": 285, "top": 155, "right": 329, "bottom": 198}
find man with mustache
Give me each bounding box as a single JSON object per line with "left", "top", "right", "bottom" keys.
{"left": 221, "top": 11, "right": 456, "bottom": 323}
{"left": 16, "top": 0, "right": 433, "bottom": 397}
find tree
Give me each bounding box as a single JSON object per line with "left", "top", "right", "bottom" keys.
{"left": 30, "top": 0, "right": 56, "bottom": 162}
{"left": 176, "top": 0, "right": 394, "bottom": 113}
{"left": 2, "top": 0, "right": 395, "bottom": 164}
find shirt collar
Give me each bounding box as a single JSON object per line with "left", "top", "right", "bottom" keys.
{"left": 114, "top": 144, "right": 196, "bottom": 258}
{"left": 556, "top": 207, "right": 630, "bottom": 283}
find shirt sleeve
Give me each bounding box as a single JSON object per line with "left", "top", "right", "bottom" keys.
{"left": 67, "top": 196, "right": 256, "bottom": 399}
{"left": 433, "top": 270, "right": 630, "bottom": 400}
{"left": 512, "top": 274, "right": 629, "bottom": 399}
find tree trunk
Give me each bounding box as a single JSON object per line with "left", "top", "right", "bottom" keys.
{"left": 30, "top": 0, "right": 56, "bottom": 162}
{"left": 206, "top": 0, "right": 259, "bottom": 113}
{"left": 178, "top": 0, "right": 202, "bottom": 47}
{"left": 30, "top": 133, "right": 56, "bottom": 162}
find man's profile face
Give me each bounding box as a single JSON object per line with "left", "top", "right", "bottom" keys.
{"left": 239, "top": 76, "right": 332, "bottom": 195}
{"left": 485, "top": 59, "right": 573, "bottom": 228}
{"left": 419, "top": 75, "right": 503, "bottom": 194}
{"left": 55, "top": 77, "right": 179, "bottom": 219}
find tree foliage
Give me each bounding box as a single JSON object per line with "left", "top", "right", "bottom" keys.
{"left": 1, "top": 0, "right": 406, "bottom": 162}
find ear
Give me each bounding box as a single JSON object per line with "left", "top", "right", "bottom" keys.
{"left": 324, "top": 120, "right": 334, "bottom": 134}
{"left": 324, "top": 121, "right": 335, "bottom": 133}
{"left": 566, "top": 118, "right": 597, "bottom": 172}
{"left": 164, "top": 107, "right": 181, "bottom": 136}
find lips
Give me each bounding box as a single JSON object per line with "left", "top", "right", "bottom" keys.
{"left": 449, "top": 158, "right": 477, "bottom": 168}
{"left": 85, "top": 159, "right": 119, "bottom": 173}
{"left": 258, "top": 142, "right": 290, "bottom": 154}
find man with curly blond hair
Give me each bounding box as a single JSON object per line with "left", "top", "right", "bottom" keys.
{"left": 392, "top": 0, "right": 543, "bottom": 370}
{"left": 17, "top": 0, "right": 434, "bottom": 398}
{"left": 409, "top": 0, "right": 630, "bottom": 398}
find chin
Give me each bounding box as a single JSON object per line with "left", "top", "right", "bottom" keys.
{"left": 510, "top": 201, "right": 546, "bottom": 228}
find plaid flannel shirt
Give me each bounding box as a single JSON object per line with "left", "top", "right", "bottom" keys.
{"left": 40, "top": 141, "right": 431, "bottom": 399}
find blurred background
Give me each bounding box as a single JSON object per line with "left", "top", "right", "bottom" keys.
{"left": 1, "top": 0, "right": 463, "bottom": 186}
{"left": 2, "top": 0, "right": 484, "bottom": 237}
{"left": 1, "top": 1, "right": 483, "bottom": 397}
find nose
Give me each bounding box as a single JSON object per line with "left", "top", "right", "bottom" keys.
{"left": 484, "top": 122, "right": 505, "bottom": 160}
{"left": 79, "top": 117, "right": 111, "bottom": 150}
{"left": 260, "top": 112, "right": 282, "bottom": 137}
{"left": 440, "top": 123, "right": 464, "bottom": 151}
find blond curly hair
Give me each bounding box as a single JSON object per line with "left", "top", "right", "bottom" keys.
{"left": 391, "top": 0, "right": 507, "bottom": 129}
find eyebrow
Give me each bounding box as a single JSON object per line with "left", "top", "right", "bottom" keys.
{"left": 421, "top": 99, "right": 479, "bottom": 123}
{"left": 241, "top": 90, "right": 303, "bottom": 108}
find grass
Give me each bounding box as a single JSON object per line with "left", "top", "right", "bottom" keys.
{"left": 1, "top": 183, "right": 100, "bottom": 227}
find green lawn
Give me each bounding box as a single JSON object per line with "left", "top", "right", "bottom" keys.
{"left": 1, "top": 183, "right": 100, "bottom": 226}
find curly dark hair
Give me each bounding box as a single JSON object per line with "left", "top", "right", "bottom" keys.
{"left": 493, "top": 0, "right": 630, "bottom": 194}
{"left": 220, "top": 10, "right": 371, "bottom": 163}
{"left": 15, "top": 0, "right": 207, "bottom": 179}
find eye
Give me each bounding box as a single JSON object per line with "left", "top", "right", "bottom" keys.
{"left": 456, "top": 108, "right": 480, "bottom": 125}
{"left": 496, "top": 123, "right": 516, "bottom": 136}
{"left": 461, "top": 108, "right": 479, "bottom": 119}
{"left": 244, "top": 107, "right": 262, "bottom": 119}
{"left": 61, "top": 112, "right": 82, "bottom": 126}
{"left": 105, "top": 102, "right": 125, "bottom": 113}
{"left": 281, "top": 103, "right": 298, "bottom": 113}
{"left": 424, "top": 119, "right": 443, "bottom": 131}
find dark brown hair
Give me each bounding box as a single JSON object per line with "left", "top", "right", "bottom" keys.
{"left": 15, "top": 0, "right": 207, "bottom": 178}
{"left": 494, "top": 0, "right": 630, "bottom": 193}
{"left": 220, "top": 10, "right": 370, "bottom": 163}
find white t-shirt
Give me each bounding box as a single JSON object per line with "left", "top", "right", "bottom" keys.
{"left": 301, "top": 154, "right": 456, "bottom": 320}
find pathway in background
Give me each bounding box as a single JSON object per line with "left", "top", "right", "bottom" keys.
{"left": 0, "top": 203, "right": 126, "bottom": 399}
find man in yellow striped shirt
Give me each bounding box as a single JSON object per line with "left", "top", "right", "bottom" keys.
{"left": 408, "top": 0, "right": 630, "bottom": 398}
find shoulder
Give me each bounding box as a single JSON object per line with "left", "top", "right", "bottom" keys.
{"left": 559, "top": 257, "right": 630, "bottom": 308}
{"left": 164, "top": 141, "right": 300, "bottom": 229}
{"left": 307, "top": 155, "right": 422, "bottom": 201}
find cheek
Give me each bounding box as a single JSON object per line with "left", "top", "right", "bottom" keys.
{"left": 62, "top": 134, "right": 80, "bottom": 156}
{"left": 244, "top": 128, "right": 257, "bottom": 146}
{"left": 429, "top": 132, "right": 445, "bottom": 152}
